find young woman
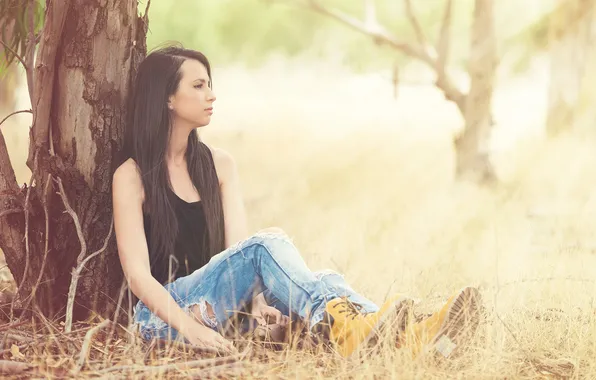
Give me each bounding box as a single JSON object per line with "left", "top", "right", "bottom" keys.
{"left": 112, "top": 44, "right": 481, "bottom": 359}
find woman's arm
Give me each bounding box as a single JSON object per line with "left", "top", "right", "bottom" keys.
{"left": 212, "top": 148, "right": 270, "bottom": 311}
{"left": 212, "top": 148, "right": 249, "bottom": 248}
{"left": 112, "top": 159, "right": 199, "bottom": 336}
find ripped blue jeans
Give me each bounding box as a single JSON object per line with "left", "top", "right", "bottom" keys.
{"left": 133, "top": 231, "right": 379, "bottom": 341}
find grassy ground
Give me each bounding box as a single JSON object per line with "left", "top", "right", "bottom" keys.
{"left": 1, "top": 59, "right": 595, "bottom": 378}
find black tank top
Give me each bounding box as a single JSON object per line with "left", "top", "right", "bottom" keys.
{"left": 143, "top": 189, "right": 209, "bottom": 284}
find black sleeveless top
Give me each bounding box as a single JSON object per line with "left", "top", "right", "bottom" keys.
{"left": 143, "top": 188, "right": 209, "bottom": 284}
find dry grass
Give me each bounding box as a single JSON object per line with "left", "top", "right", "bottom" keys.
{"left": 1, "top": 58, "right": 596, "bottom": 378}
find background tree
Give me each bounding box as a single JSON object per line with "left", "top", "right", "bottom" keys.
{"left": 0, "top": 0, "right": 148, "bottom": 329}
{"left": 275, "top": 0, "right": 498, "bottom": 184}
{"left": 546, "top": 0, "right": 596, "bottom": 136}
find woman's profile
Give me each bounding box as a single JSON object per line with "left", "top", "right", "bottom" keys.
{"left": 111, "top": 44, "right": 482, "bottom": 359}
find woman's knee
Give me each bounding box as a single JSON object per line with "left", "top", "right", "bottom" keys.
{"left": 256, "top": 227, "right": 286, "bottom": 235}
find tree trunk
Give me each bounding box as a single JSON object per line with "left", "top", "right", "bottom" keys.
{"left": 0, "top": 16, "right": 18, "bottom": 112}
{"left": 546, "top": 0, "right": 596, "bottom": 136}
{"left": 454, "top": 0, "right": 497, "bottom": 184}
{"left": 0, "top": 0, "right": 147, "bottom": 322}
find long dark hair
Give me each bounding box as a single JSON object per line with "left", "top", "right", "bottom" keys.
{"left": 121, "top": 44, "right": 225, "bottom": 284}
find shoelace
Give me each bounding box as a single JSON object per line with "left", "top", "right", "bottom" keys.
{"left": 333, "top": 297, "right": 365, "bottom": 320}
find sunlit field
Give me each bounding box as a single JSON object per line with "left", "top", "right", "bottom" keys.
{"left": 1, "top": 56, "right": 595, "bottom": 378}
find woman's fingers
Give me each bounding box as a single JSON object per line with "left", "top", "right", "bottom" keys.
{"left": 255, "top": 315, "right": 267, "bottom": 326}
{"left": 281, "top": 315, "right": 290, "bottom": 326}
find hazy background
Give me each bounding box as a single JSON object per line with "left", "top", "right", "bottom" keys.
{"left": 2, "top": 0, "right": 596, "bottom": 376}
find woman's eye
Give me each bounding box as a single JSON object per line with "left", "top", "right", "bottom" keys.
{"left": 194, "top": 84, "right": 203, "bottom": 89}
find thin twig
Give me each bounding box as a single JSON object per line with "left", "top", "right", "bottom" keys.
{"left": 0, "top": 208, "right": 22, "bottom": 218}
{"left": 0, "top": 110, "right": 32, "bottom": 128}
{"left": 4, "top": 333, "right": 33, "bottom": 344}
{"left": 0, "top": 40, "right": 27, "bottom": 69}
{"left": 10, "top": 151, "right": 38, "bottom": 321}
{"left": 305, "top": 0, "right": 432, "bottom": 64}
{"left": 143, "top": 0, "right": 151, "bottom": 18}
{"left": 26, "top": 0, "right": 36, "bottom": 102}
{"left": 33, "top": 305, "right": 74, "bottom": 358}
{"left": 63, "top": 213, "right": 113, "bottom": 333}
{"left": 20, "top": 174, "right": 52, "bottom": 313}
{"left": 79, "top": 218, "right": 113, "bottom": 270}
{"left": 75, "top": 319, "right": 111, "bottom": 373}
{"left": 297, "top": 0, "right": 466, "bottom": 110}
{"left": 0, "top": 360, "right": 34, "bottom": 375}
{"left": 56, "top": 177, "right": 87, "bottom": 333}
{"left": 436, "top": 0, "right": 453, "bottom": 70}
{"left": 96, "top": 351, "right": 247, "bottom": 375}
{"left": 403, "top": 0, "right": 429, "bottom": 50}
{"left": 104, "top": 281, "right": 128, "bottom": 354}
{"left": 0, "top": 321, "right": 28, "bottom": 333}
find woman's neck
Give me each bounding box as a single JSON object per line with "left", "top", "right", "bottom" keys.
{"left": 167, "top": 124, "right": 192, "bottom": 166}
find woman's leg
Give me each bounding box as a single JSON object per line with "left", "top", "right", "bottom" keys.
{"left": 134, "top": 230, "right": 411, "bottom": 357}
{"left": 263, "top": 269, "right": 379, "bottom": 319}
{"left": 135, "top": 230, "right": 341, "bottom": 340}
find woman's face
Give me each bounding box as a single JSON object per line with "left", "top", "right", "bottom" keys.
{"left": 168, "top": 59, "right": 216, "bottom": 127}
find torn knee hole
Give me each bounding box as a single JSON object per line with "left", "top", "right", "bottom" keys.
{"left": 188, "top": 300, "right": 217, "bottom": 329}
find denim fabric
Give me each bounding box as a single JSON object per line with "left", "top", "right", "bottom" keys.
{"left": 263, "top": 269, "right": 379, "bottom": 320}
{"left": 132, "top": 231, "right": 379, "bottom": 341}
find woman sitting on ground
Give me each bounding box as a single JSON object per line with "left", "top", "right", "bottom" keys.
{"left": 111, "top": 44, "right": 482, "bottom": 359}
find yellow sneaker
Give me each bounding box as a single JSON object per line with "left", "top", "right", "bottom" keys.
{"left": 322, "top": 295, "right": 413, "bottom": 358}
{"left": 400, "top": 286, "right": 482, "bottom": 359}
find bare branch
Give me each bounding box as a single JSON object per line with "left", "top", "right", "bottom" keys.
{"left": 75, "top": 319, "right": 111, "bottom": 373}
{"left": 143, "top": 0, "right": 152, "bottom": 18}
{"left": 306, "top": 0, "right": 433, "bottom": 65}
{"left": 436, "top": 0, "right": 453, "bottom": 71}
{"left": 79, "top": 217, "right": 113, "bottom": 270}
{"left": 0, "top": 123, "right": 24, "bottom": 301}
{"left": 0, "top": 360, "right": 34, "bottom": 375}
{"left": 20, "top": 174, "right": 52, "bottom": 314}
{"left": 28, "top": 0, "right": 70, "bottom": 166}
{"left": 0, "top": 208, "right": 22, "bottom": 218}
{"left": 0, "top": 128, "right": 19, "bottom": 194}
{"left": 56, "top": 176, "right": 86, "bottom": 333}
{"left": 63, "top": 210, "right": 113, "bottom": 333}
{"left": 55, "top": 178, "right": 87, "bottom": 265}
{"left": 297, "top": 0, "right": 466, "bottom": 112}
{"left": 403, "top": 0, "right": 430, "bottom": 51}
{"left": 10, "top": 151, "right": 38, "bottom": 320}
{"left": 0, "top": 110, "right": 32, "bottom": 128}
{"left": 97, "top": 352, "right": 247, "bottom": 375}
{"left": 0, "top": 40, "right": 27, "bottom": 69}
{"left": 26, "top": 0, "right": 36, "bottom": 104}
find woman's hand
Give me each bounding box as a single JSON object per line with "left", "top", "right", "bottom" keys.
{"left": 182, "top": 323, "right": 237, "bottom": 355}
{"left": 252, "top": 303, "right": 290, "bottom": 326}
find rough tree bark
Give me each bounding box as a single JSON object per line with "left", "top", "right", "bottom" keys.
{"left": 0, "top": 0, "right": 148, "bottom": 322}
{"left": 546, "top": 0, "right": 596, "bottom": 136}
{"left": 296, "top": 0, "right": 498, "bottom": 184}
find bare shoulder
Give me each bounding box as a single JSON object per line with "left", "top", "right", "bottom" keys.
{"left": 112, "top": 158, "right": 145, "bottom": 204}
{"left": 207, "top": 145, "right": 238, "bottom": 185}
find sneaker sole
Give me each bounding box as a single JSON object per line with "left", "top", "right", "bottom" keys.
{"left": 425, "top": 286, "right": 482, "bottom": 359}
